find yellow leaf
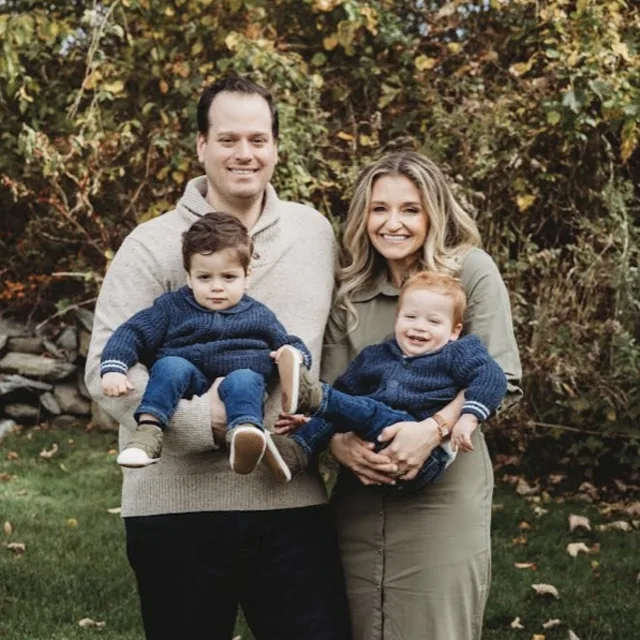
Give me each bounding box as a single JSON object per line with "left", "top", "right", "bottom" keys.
{"left": 323, "top": 35, "right": 339, "bottom": 51}
{"left": 447, "top": 42, "right": 462, "bottom": 54}
{"left": 159, "top": 79, "right": 169, "bottom": 94}
{"left": 67, "top": 518, "right": 78, "bottom": 528}
{"left": 312, "top": 74, "right": 324, "bottom": 89}
{"left": 612, "top": 41, "right": 630, "bottom": 61}
{"left": 516, "top": 194, "right": 536, "bottom": 212}
{"left": 415, "top": 55, "right": 438, "bottom": 71}
{"left": 83, "top": 69, "right": 102, "bottom": 90}
{"left": 225, "top": 32, "right": 240, "bottom": 50}
{"left": 547, "top": 111, "right": 561, "bottom": 126}
{"left": 359, "top": 134, "right": 373, "bottom": 147}
{"left": 509, "top": 60, "right": 534, "bottom": 77}
{"left": 103, "top": 80, "right": 124, "bottom": 94}
{"left": 337, "top": 131, "right": 354, "bottom": 141}
{"left": 532, "top": 635, "right": 546, "bottom": 640}
{"left": 171, "top": 171, "right": 185, "bottom": 184}
{"left": 621, "top": 121, "right": 637, "bottom": 163}
{"left": 191, "top": 41, "right": 203, "bottom": 56}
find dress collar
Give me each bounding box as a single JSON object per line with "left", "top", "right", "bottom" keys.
{"left": 351, "top": 273, "right": 401, "bottom": 303}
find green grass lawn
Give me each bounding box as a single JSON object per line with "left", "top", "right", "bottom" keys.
{"left": 1, "top": 424, "right": 637, "bottom": 639}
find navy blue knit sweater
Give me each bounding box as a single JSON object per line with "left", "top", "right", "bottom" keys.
{"left": 100, "top": 287, "right": 311, "bottom": 380}
{"left": 334, "top": 335, "right": 507, "bottom": 422}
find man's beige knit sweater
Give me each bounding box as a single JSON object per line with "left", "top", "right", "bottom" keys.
{"left": 85, "top": 177, "right": 336, "bottom": 516}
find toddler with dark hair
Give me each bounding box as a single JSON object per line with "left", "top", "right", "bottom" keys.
{"left": 100, "top": 211, "right": 310, "bottom": 478}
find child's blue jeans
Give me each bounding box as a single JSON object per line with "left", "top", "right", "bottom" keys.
{"left": 135, "top": 357, "right": 265, "bottom": 431}
{"left": 292, "top": 384, "right": 451, "bottom": 495}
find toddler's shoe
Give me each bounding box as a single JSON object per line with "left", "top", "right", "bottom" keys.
{"left": 262, "top": 431, "right": 308, "bottom": 483}
{"left": 117, "top": 422, "right": 163, "bottom": 468}
{"left": 227, "top": 424, "right": 267, "bottom": 474}
{"left": 277, "top": 345, "right": 323, "bottom": 415}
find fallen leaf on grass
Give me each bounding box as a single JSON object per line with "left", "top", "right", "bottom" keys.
{"left": 515, "top": 562, "right": 537, "bottom": 570}
{"left": 516, "top": 478, "right": 537, "bottom": 496}
{"left": 532, "top": 583, "right": 560, "bottom": 598}
{"left": 491, "top": 503, "right": 504, "bottom": 512}
{"left": 566, "top": 542, "right": 591, "bottom": 557}
{"left": 67, "top": 518, "right": 78, "bottom": 528}
{"left": 590, "top": 560, "right": 600, "bottom": 576}
{"left": 568, "top": 514, "right": 591, "bottom": 532}
{"left": 533, "top": 506, "right": 549, "bottom": 517}
{"left": 510, "top": 617, "right": 524, "bottom": 629}
{"left": 532, "top": 635, "right": 545, "bottom": 640}
{"left": 548, "top": 473, "right": 566, "bottom": 484}
{"left": 596, "top": 520, "right": 631, "bottom": 532}
{"left": 6, "top": 451, "right": 18, "bottom": 461}
{"left": 3, "top": 522, "right": 12, "bottom": 536}
{"left": 519, "top": 521, "right": 532, "bottom": 530}
{"left": 78, "top": 618, "right": 106, "bottom": 629}
{"left": 568, "top": 630, "right": 581, "bottom": 640}
{"left": 578, "top": 481, "right": 598, "bottom": 498}
{"left": 624, "top": 502, "right": 640, "bottom": 517}
{"left": 107, "top": 448, "right": 117, "bottom": 456}
{"left": 543, "top": 619, "right": 562, "bottom": 629}
{"left": 39, "top": 443, "right": 59, "bottom": 459}
{"left": 512, "top": 535, "right": 528, "bottom": 545}
{"left": 7, "top": 542, "right": 26, "bottom": 554}
{"left": 107, "top": 507, "right": 121, "bottom": 515}
{"left": 0, "top": 473, "right": 15, "bottom": 482}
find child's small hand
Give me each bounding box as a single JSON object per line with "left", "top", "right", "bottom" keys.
{"left": 274, "top": 413, "right": 310, "bottom": 435}
{"left": 102, "top": 372, "right": 135, "bottom": 397}
{"left": 450, "top": 414, "right": 478, "bottom": 452}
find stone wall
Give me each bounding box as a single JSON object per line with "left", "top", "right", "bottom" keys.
{"left": 0, "top": 312, "right": 118, "bottom": 438}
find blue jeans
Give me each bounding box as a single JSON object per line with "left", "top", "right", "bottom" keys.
{"left": 136, "top": 359, "right": 266, "bottom": 432}
{"left": 292, "top": 385, "right": 451, "bottom": 495}
{"left": 136, "top": 356, "right": 211, "bottom": 427}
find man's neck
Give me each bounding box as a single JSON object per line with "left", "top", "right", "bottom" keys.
{"left": 206, "top": 188, "right": 265, "bottom": 231}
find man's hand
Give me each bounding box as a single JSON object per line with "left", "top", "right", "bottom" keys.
{"left": 101, "top": 372, "right": 135, "bottom": 397}
{"left": 451, "top": 414, "right": 478, "bottom": 452}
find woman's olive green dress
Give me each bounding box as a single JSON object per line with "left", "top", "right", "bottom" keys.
{"left": 322, "top": 249, "right": 522, "bottom": 640}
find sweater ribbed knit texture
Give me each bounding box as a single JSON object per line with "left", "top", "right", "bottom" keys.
{"left": 335, "top": 335, "right": 507, "bottom": 422}
{"left": 85, "top": 177, "right": 336, "bottom": 516}
{"left": 100, "top": 288, "right": 311, "bottom": 379}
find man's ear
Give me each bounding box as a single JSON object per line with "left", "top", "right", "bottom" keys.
{"left": 196, "top": 133, "right": 206, "bottom": 163}
{"left": 450, "top": 322, "right": 463, "bottom": 341}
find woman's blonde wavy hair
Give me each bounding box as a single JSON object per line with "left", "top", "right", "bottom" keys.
{"left": 335, "top": 150, "right": 481, "bottom": 332}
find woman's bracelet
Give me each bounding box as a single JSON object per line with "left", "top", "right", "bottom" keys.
{"left": 432, "top": 413, "right": 450, "bottom": 441}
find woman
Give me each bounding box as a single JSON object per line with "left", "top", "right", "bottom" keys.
{"left": 323, "top": 150, "right": 522, "bottom": 639}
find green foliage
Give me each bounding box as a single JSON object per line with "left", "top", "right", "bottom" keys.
{"left": 1, "top": 0, "right": 638, "bottom": 436}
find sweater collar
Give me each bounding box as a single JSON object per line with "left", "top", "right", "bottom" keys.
{"left": 176, "top": 176, "right": 281, "bottom": 236}
{"left": 179, "top": 286, "right": 255, "bottom": 315}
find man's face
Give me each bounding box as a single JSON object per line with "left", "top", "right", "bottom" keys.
{"left": 196, "top": 92, "right": 278, "bottom": 206}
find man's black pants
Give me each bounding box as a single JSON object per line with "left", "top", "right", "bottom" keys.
{"left": 125, "top": 504, "right": 352, "bottom": 640}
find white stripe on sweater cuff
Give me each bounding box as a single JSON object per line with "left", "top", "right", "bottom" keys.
{"left": 101, "top": 360, "right": 129, "bottom": 375}
{"left": 462, "top": 400, "right": 490, "bottom": 421}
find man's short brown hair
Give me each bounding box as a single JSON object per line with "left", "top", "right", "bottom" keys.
{"left": 182, "top": 212, "right": 253, "bottom": 273}
{"left": 399, "top": 271, "right": 467, "bottom": 326}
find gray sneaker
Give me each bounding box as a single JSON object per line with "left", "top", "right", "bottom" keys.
{"left": 117, "top": 424, "right": 163, "bottom": 468}
{"left": 262, "top": 431, "right": 308, "bottom": 483}
{"left": 277, "top": 345, "right": 323, "bottom": 415}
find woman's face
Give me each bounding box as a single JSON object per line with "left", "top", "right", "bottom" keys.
{"left": 366, "top": 174, "right": 429, "bottom": 275}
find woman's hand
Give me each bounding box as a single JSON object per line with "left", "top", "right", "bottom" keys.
{"left": 377, "top": 418, "right": 441, "bottom": 480}
{"left": 274, "top": 413, "right": 310, "bottom": 435}
{"left": 330, "top": 432, "right": 398, "bottom": 486}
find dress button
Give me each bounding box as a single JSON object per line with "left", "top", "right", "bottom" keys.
{"left": 252, "top": 251, "right": 261, "bottom": 260}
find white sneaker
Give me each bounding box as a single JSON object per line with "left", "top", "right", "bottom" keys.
{"left": 227, "top": 425, "right": 267, "bottom": 474}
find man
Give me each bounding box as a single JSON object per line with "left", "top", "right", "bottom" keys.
{"left": 85, "top": 77, "right": 351, "bottom": 640}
